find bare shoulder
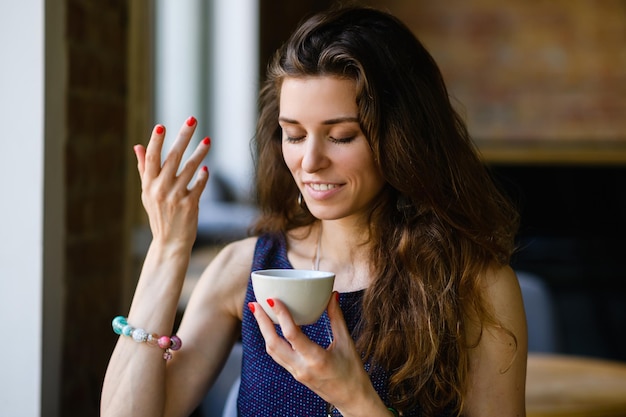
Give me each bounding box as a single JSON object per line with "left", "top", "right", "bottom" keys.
{"left": 464, "top": 264, "right": 528, "bottom": 416}
{"left": 477, "top": 264, "right": 527, "bottom": 352}
{"left": 210, "top": 236, "right": 259, "bottom": 276}
{"left": 186, "top": 236, "right": 258, "bottom": 321}
{"left": 483, "top": 265, "right": 524, "bottom": 310}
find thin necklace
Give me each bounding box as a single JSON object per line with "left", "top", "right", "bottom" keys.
{"left": 314, "top": 224, "right": 336, "bottom": 416}
{"left": 313, "top": 224, "right": 322, "bottom": 271}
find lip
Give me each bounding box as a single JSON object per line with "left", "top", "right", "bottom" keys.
{"left": 303, "top": 181, "right": 343, "bottom": 200}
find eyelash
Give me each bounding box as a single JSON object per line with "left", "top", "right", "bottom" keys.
{"left": 283, "top": 135, "right": 355, "bottom": 144}
{"left": 330, "top": 136, "right": 355, "bottom": 144}
{"left": 284, "top": 135, "right": 305, "bottom": 143}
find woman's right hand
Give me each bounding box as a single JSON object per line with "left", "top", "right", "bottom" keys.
{"left": 133, "top": 116, "right": 211, "bottom": 250}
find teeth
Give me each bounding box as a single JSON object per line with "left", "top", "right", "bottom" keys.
{"left": 310, "top": 183, "right": 337, "bottom": 191}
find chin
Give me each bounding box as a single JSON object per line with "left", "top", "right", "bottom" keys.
{"left": 309, "top": 206, "right": 358, "bottom": 222}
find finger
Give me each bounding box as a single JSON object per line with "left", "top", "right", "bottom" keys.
{"left": 268, "top": 299, "right": 346, "bottom": 391}
{"left": 248, "top": 302, "right": 298, "bottom": 361}
{"left": 326, "top": 292, "right": 352, "bottom": 348}
{"left": 144, "top": 124, "right": 166, "bottom": 179}
{"left": 133, "top": 144, "right": 146, "bottom": 179}
{"left": 160, "top": 116, "right": 197, "bottom": 176}
{"left": 178, "top": 136, "right": 212, "bottom": 190}
{"left": 188, "top": 165, "right": 210, "bottom": 201}
{"left": 270, "top": 299, "right": 322, "bottom": 356}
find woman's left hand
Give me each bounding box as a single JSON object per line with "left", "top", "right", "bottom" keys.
{"left": 249, "top": 293, "right": 388, "bottom": 416}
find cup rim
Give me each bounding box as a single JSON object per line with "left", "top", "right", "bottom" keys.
{"left": 251, "top": 268, "right": 335, "bottom": 280}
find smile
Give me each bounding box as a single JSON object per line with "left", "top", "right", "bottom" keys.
{"left": 309, "top": 183, "right": 338, "bottom": 191}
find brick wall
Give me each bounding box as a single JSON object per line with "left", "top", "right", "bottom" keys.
{"left": 364, "top": 0, "right": 626, "bottom": 161}
{"left": 63, "top": 0, "right": 129, "bottom": 415}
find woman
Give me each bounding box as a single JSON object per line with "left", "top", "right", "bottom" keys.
{"left": 102, "top": 5, "right": 526, "bottom": 417}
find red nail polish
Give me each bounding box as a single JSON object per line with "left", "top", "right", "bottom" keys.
{"left": 248, "top": 302, "right": 255, "bottom": 313}
{"left": 335, "top": 292, "right": 340, "bottom": 302}
{"left": 155, "top": 125, "right": 164, "bottom": 134}
{"left": 202, "top": 137, "right": 211, "bottom": 146}
{"left": 186, "top": 116, "right": 196, "bottom": 127}
{"left": 201, "top": 166, "right": 208, "bottom": 172}
{"left": 266, "top": 298, "right": 275, "bottom": 308}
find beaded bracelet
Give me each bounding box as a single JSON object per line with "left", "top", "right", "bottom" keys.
{"left": 112, "top": 316, "right": 182, "bottom": 360}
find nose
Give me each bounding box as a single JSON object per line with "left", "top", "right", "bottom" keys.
{"left": 301, "top": 136, "right": 329, "bottom": 173}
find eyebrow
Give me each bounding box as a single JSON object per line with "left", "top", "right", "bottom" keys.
{"left": 278, "top": 116, "right": 359, "bottom": 125}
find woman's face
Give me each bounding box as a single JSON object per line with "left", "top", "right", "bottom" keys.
{"left": 279, "top": 76, "right": 385, "bottom": 222}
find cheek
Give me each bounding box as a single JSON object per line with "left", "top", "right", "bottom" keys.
{"left": 361, "top": 166, "right": 385, "bottom": 189}
{"left": 356, "top": 153, "right": 385, "bottom": 189}
{"left": 281, "top": 144, "right": 299, "bottom": 173}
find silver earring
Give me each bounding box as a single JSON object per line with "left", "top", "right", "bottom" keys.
{"left": 298, "top": 192, "right": 305, "bottom": 208}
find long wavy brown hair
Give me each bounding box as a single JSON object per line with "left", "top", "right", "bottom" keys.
{"left": 251, "top": 5, "right": 519, "bottom": 416}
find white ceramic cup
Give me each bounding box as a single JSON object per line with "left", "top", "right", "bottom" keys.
{"left": 251, "top": 269, "right": 335, "bottom": 325}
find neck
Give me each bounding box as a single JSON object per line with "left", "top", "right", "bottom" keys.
{"left": 313, "top": 220, "right": 373, "bottom": 291}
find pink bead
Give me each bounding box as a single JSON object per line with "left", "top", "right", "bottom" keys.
{"left": 157, "top": 336, "right": 171, "bottom": 349}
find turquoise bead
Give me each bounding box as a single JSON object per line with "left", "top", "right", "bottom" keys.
{"left": 122, "top": 324, "right": 133, "bottom": 337}
{"left": 112, "top": 316, "right": 127, "bottom": 335}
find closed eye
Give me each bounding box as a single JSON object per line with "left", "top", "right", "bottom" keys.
{"left": 329, "top": 136, "right": 355, "bottom": 144}
{"left": 284, "top": 135, "right": 305, "bottom": 143}
{"left": 284, "top": 135, "right": 356, "bottom": 144}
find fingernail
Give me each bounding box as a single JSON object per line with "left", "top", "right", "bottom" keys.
{"left": 266, "top": 298, "right": 275, "bottom": 308}
{"left": 202, "top": 137, "right": 211, "bottom": 146}
{"left": 335, "top": 292, "right": 340, "bottom": 302}
{"left": 248, "top": 302, "right": 255, "bottom": 313}
{"left": 186, "top": 116, "right": 196, "bottom": 127}
{"left": 155, "top": 125, "right": 164, "bottom": 134}
{"left": 201, "top": 166, "right": 208, "bottom": 172}
{"left": 133, "top": 145, "right": 142, "bottom": 153}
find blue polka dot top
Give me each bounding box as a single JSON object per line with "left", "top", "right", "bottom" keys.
{"left": 238, "top": 232, "right": 422, "bottom": 416}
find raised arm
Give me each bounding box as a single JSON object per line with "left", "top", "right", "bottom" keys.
{"left": 101, "top": 117, "right": 239, "bottom": 417}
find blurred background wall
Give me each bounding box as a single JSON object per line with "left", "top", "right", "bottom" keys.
{"left": 1, "top": 0, "right": 624, "bottom": 415}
